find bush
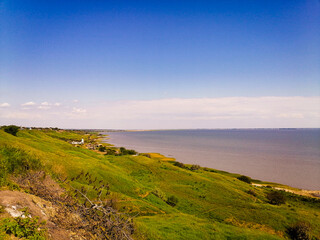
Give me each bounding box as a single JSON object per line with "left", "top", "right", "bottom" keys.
{"left": 237, "top": 175, "right": 252, "bottom": 184}
{"left": 166, "top": 195, "right": 178, "bottom": 207}
{"left": 98, "top": 145, "right": 107, "bottom": 152}
{"left": 174, "top": 162, "right": 185, "bottom": 168}
{"left": 2, "top": 125, "right": 19, "bottom": 136}
{"left": 126, "top": 149, "right": 137, "bottom": 155}
{"left": 119, "top": 147, "right": 137, "bottom": 155}
{"left": 246, "top": 189, "right": 257, "bottom": 197}
{"left": 0, "top": 214, "right": 47, "bottom": 239}
{"left": 105, "top": 148, "right": 117, "bottom": 155}
{"left": 203, "top": 167, "right": 216, "bottom": 173}
{"left": 267, "top": 191, "right": 286, "bottom": 205}
{"left": 152, "top": 188, "right": 167, "bottom": 201}
{"left": 139, "top": 153, "right": 151, "bottom": 158}
{"left": 287, "top": 221, "right": 311, "bottom": 240}
{"left": 190, "top": 164, "right": 201, "bottom": 171}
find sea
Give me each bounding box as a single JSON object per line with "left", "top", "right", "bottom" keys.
{"left": 102, "top": 129, "right": 320, "bottom": 190}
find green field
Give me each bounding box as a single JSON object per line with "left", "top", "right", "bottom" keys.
{"left": 0, "top": 129, "right": 319, "bottom": 239}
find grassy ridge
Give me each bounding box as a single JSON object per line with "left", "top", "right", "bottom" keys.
{"left": 0, "top": 129, "right": 319, "bottom": 239}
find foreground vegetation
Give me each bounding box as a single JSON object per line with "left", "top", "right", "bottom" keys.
{"left": 0, "top": 128, "right": 319, "bottom": 239}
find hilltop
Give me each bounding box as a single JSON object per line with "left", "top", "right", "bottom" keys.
{"left": 0, "top": 128, "right": 319, "bottom": 239}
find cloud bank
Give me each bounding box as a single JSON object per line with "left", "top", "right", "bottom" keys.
{"left": 0, "top": 97, "right": 319, "bottom": 129}
{"left": 0, "top": 103, "right": 10, "bottom": 108}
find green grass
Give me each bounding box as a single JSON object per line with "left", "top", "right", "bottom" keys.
{"left": 0, "top": 129, "right": 319, "bottom": 240}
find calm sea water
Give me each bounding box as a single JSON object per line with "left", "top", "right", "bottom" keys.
{"left": 103, "top": 129, "right": 320, "bottom": 190}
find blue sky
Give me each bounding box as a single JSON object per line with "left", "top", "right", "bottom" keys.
{"left": 0, "top": 1, "right": 319, "bottom": 128}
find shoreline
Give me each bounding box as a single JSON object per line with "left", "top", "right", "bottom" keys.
{"left": 100, "top": 132, "right": 320, "bottom": 197}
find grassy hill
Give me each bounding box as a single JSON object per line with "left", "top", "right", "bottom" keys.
{"left": 0, "top": 128, "right": 319, "bottom": 239}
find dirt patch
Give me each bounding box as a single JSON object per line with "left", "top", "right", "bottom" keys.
{"left": 0, "top": 190, "right": 71, "bottom": 240}
{"left": 0, "top": 172, "right": 85, "bottom": 239}
{"left": 14, "top": 171, "right": 65, "bottom": 201}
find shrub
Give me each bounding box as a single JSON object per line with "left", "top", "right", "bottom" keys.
{"left": 105, "top": 148, "right": 117, "bottom": 155}
{"left": 0, "top": 215, "right": 47, "bottom": 239}
{"left": 237, "top": 175, "right": 252, "bottom": 184}
{"left": 287, "top": 221, "right": 311, "bottom": 240}
{"left": 2, "top": 125, "right": 19, "bottom": 136}
{"left": 98, "top": 145, "right": 107, "bottom": 152}
{"left": 166, "top": 195, "right": 178, "bottom": 207}
{"left": 190, "top": 164, "right": 201, "bottom": 171}
{"left": 247, "top": 189, "right": 257, "bottom": 197}
{"left": 119, "top": 147, "right": 137, "bottom": 155}
{"left": 267, "top": 191, "right": 286, "bottom": 205}
{"left": 203, "top": 167, "right": 216, "bottom": 173}
{"left": 126, "top": 149, "right": 137, "bottom": 155}
{"left": 139, "top": 153, "right": 151, "bottom": 158}
{"left": 174, "top": 162, "right": 185, "bottom": 168}
{"left": 152, "top": 188, "right": 167, "bottom": 201}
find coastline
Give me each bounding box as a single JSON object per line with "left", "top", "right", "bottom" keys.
{"left": 101, "top": 132, "right": 320, "bottom": 198}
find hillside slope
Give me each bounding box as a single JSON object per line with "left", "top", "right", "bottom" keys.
{"left": 0, "top": 129, "right": 319, "bottom": 239}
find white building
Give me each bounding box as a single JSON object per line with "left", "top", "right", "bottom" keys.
{"left": 72, "top": 139, "right": 84, "bottom": 145}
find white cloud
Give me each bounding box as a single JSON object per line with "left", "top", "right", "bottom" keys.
{"left": 38, "top": 106, "right": 51, "bottom": 110}
{"left": 73, "top": 99, "right": 79, "bottom": 103}
{"left": 40, "top": 102, "right": 61, "bottom": 107}
{"left": 0, "top": 103, "right": 10, "bottom": 108}
{"left": 72, "top": 107, "right": 87, "bottom": 113}
{"left": 21, "top": 101, "right": 36, "bottom": 106}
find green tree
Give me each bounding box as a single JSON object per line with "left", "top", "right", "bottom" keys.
{"left": 267, "top": 191, "right": 286, "bottom": 205}
{"left": 287, "top": 221, "right": 311, "bottom": 240}
{"left": 98, "top": 145, "right": 107, "bottom": 152}
{"left": 2, "top": 125, "right": 19, "bottom": 136}
{"left": 237, "top": 175, "right": 252, "bottom": 184}
{"left": 174, "top": 162, "right": 185, "bottom": 168}
{"left": 119, "top": 147, "right": 137, "bottom": 155}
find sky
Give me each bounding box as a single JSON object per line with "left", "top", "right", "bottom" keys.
{"left": 0, "top": 0, "right": 319, "bottom": 129}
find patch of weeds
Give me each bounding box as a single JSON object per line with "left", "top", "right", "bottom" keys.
{"left": 152, "top": 188, "right": 167, "bottom": 201}
{"left": 139, "top": 153, "right": 151, "bottom": 158}
{"left": 190, "top": 165, "right": 201, "bottom": 171}
{"left": 0, "top": 145, "right": 42, "bottom": 175}
{"left": 0, "top": 145, "right": 42, "bottom": 188}
{"left": 0, "top": 210, "right": 47, "bottom": 240}
{"left": 166, "top": 195, "right": 178, "bottom": 207}
{"left": 246, "top": 189, "right": 257, "bottom": 197}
